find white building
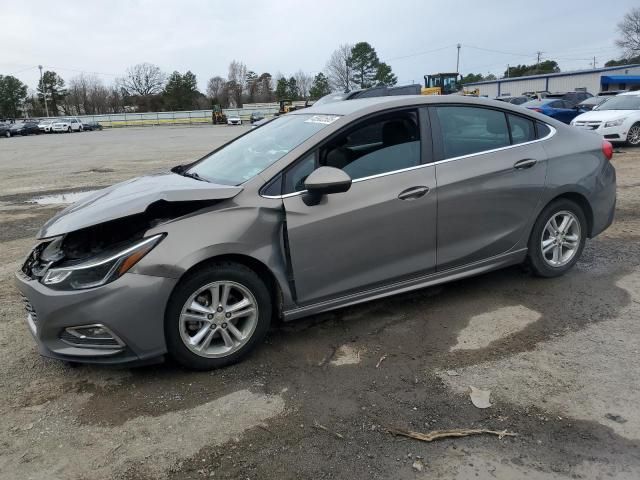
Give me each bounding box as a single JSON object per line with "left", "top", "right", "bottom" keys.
{"left": 466, "top": 64, "right": 640, "bottom": 97}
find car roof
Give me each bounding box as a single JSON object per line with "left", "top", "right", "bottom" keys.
{"left": 289, "top": 94, "right": 533, "bottom": 117}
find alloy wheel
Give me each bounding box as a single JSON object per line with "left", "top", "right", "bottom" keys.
{"left": 179, "top": 281, "right": 259, "bottom": 358}
{"left": 540, "top": 210, "right": 581, "bottom": 267}
{"left": 628, "top": 124, "right": 640, "bottom": 146}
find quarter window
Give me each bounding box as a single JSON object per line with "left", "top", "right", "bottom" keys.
{"left": 508, "top": 114, "right": 536, "bottom": 144}
{"left": 435, "top": 106, "right": 510, "bottom": 158}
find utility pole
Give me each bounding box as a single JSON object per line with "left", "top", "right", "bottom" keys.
{"left": 507, "top": 64, "right": 510, "bottom": 78}
{"left": 536, "top": 51, "right": 543, "bottom": 69}
{"left": 592, "top": 56, "right": 597, "bottom": 69}
{"left": 38, "top": 65, "right": 49, "bottom": 118}
{"left": 456, "top": 43, "right": 461, "bottom": 74}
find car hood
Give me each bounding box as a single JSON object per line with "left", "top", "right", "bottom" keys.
{"left": 37, "top": 172, "right": 243, "bottom": 239}
{"left": 573, "top": 109, "right": 635, "bottom": 122}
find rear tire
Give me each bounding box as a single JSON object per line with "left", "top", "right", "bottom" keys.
{"left": 527, "top": 198, "right": 587, "bottom": 277}
{"left": 165, "top": 262, "right": 272, "bottom": 370}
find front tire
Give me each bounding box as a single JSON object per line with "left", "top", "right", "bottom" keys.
{"left": 527, "top": 198, "right": 587, "bottom": 277}
{"left": 627, "top": 122, "right": 640, "bottom": 146}
{"left": 165, "top": 262, "right": 272, "bottom": 370}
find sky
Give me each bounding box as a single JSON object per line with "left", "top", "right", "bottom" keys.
{"left": 1, "top": 0, "right": 636, "bottom": 93}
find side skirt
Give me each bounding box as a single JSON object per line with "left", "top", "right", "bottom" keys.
{"left": 282, "top": 249, "right": 528, "bottom": 321}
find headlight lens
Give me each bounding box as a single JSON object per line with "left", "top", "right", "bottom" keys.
{"left": 42, "top": 234, "right": 164, "bottom": 290}
{"left": 604, "top": 118, "right": 626, "bottom": 128}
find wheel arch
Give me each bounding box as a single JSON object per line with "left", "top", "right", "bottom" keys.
{"left": 170, "top": 253, "right": 284, "bottom": 322}
{"left": 543, "top": 191, "right": 594, "bottom": 237}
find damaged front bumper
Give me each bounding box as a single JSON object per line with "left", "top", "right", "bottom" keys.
{"left": 14, "top": 270, "right": 177, "bottom": 365}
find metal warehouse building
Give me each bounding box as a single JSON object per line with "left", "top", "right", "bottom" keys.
{"left": 466, "top": 64, "right": 640, "bottom": 97}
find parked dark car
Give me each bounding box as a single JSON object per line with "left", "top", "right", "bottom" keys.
{"left": 82, "top": 121, "right": 103, "bottom": 131}
{"left": 10, "top": 120, "right": 41, "bottom": 136}
{"left": 495, "top": 95, "right": 529, "bottom": 105}
{"left": 250, "top": 112, "right": 265, "bottom": 124}
{"left": 522, "top": 98, "right": 584, "bottom": 124}
{"left": 545, "top": 91, "right": 593, "bottom": 107}
{"left": 314, "top": 84, "right": 423, "bottom": 105}
{"left": 0, "top": 122, "right": 12, "bottom": 138}
{"left": 16, "top": 95, "right": 616, "bottom": 370}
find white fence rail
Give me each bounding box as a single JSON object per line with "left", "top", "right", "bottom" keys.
{"left": 58, "top": 105, "right": 280, "bottom": 128}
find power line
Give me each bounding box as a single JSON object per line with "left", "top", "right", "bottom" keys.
{"left": 387, "top": 45, "right": 457, "bottom": 62}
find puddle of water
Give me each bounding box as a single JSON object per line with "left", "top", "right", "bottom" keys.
{"left": 28, "top": 190, "right": 98, "bottom": 205}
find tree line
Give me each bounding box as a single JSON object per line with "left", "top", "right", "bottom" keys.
{"left": 0, "top": 41, "right": 397, "bottom": 118}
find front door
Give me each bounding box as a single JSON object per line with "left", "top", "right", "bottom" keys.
{"left": 283, "top": 109, "right": 437, "bottom": 305}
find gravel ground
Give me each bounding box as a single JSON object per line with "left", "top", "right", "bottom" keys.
{"left": 0, "top": 126, "right": 639, "bottom": 480}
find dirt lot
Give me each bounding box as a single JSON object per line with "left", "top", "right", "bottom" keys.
{"left": 1, "top": 126, "right": 639, "bottom": 480}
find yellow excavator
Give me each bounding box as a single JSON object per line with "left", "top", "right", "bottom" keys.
{"left": 212, "top": 104, "right": 227, "bottom": 124}
{"left": 421, "top": 73, "right": 479, "bottom": 96}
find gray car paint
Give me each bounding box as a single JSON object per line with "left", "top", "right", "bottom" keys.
{"left": 15, "top": 95, "right": 616, "bottom": 365}
{"left": 38, "top": 172, "right": 243, "bottom": 238}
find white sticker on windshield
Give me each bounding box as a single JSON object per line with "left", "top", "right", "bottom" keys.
{"left": 304, "top": 115, "right": 340, "bottom": 125}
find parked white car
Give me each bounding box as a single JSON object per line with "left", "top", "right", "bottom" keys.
{"left": 51, "top": 117, "right": 83, "bottom": 133}
{"left": 227, "top": 115, "right": 242, "bottom": 125}
{"left": 571, "top": 91, "right": 640, "bottom": 145}
{"left": 38, "top": 119, "right": 56, "bottom": 133}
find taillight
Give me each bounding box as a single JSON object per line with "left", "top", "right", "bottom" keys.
{"left": 528, "top": 107, "right": 542, "bottom": 112}
{"left": 602, "top": 140, "right": 613, "bottom": 161}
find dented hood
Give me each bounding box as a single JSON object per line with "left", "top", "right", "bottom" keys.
{"left": 37, "top": 172, "right": 243, "bottom": 239}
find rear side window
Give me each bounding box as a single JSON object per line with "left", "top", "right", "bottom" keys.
{"left": 434, "top": 106, "right": 510, "bottom": 158}
{"left": 508, "top": 114, "right": 535, "bottom": 144}
{"left": 537, "top": 122, "right": 551, "bottom": 138}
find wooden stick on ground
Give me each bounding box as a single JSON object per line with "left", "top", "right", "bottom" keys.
{"left": 387, "top": 426, "right": 517, "bottom": 442}
{"left": 313, "top": 419, "right": 344, "bottom": 439}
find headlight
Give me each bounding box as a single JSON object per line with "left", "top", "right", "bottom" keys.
{"left": 42, "top": 234, "right": 164, "bottom": 290}
{"left": 604, "top": 118, "right": 626, "bottom": 128}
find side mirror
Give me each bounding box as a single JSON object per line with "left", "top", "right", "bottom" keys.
{"left": 303, "top": 167, "right": 352, "bottom": 206}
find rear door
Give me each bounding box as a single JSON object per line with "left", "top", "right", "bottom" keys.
{"left": 283, "top": 108, "right": 438, "bottom": 305}
{"left": 431, "top": 105, "right": 548, "bottom": 270}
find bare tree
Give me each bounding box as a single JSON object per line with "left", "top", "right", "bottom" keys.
{"left": 616, "top": 7, "right": 640, "bottom": 56}
{"left": 294, "top": 70, "right": 313, "bottom": 99}
{"left": 326, "top": 44, "right": 354, "bottom": 92}
{"left": 118, "top": 63, "right": 166, "bottom": 96}
{"left": 206, "top": 76, "right": 226, "bottom": 100}
{"left": 63, "top": 74, "right": 116, "bottom": 115}
{"left": 227, "top": 60, "right": 247, "bottom": 107}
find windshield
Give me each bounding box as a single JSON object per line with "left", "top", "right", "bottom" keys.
{"left": 522, "top": 99, "right": 549, "bottom": 107}
{"left": 187, "top": 113, "right": 339, "bottom": 185}
{"left": 595, "top": 95, "right": 640, "bottom": 111}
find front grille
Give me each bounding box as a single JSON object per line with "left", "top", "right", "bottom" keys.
{"left": 573, "top": 121, "right": 601, "bottom": 130}
{"left": 20, "top": 294, "right": 38, "bottom": 324}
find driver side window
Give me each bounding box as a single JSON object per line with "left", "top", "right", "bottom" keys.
{"left": 282, "top": 110, "right": 421, "bottom": 194}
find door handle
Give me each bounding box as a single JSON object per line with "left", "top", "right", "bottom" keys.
{"left": 514, "top": 158, "right": 538, "bottom": 170}
{"left": 398, "top": 186, "right": 430, "bottom": 200}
